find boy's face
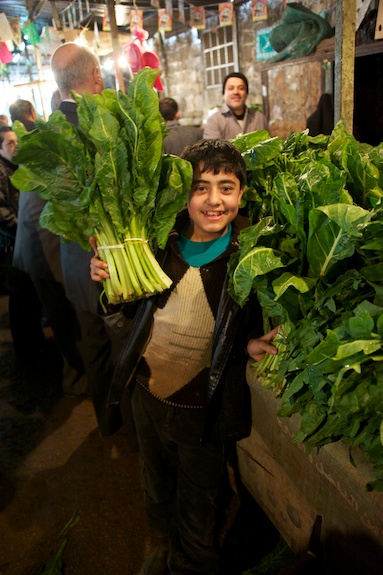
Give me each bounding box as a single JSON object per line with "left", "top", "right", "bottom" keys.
{"left": 187, "top": 162, "right": 244, "bottom": 242}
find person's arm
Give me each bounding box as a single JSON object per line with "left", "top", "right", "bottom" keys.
{"left": 246, "top": 325, "right": 279, "bottom": 362}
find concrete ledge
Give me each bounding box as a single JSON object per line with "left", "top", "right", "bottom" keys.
{"left": 238, "top": 363, "right": 383, "bottom": 575}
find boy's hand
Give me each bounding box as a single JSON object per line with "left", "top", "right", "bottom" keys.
{"left": 247, "top": 326, "right": 280, "bottom": 362}
{"left": 89, "top": 236, "right": 110, "bottom": 283}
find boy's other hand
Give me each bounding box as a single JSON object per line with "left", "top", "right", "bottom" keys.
{"left": 247, "top": 326, "right": 280, "bottom": 362}
{"left": 89, "top": 236, "right": 110, "bottom": 283}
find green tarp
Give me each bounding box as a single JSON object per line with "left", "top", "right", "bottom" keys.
{"left": 269, "top": 2, "right": 334, "bottom": 63}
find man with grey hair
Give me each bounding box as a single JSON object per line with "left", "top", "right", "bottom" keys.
{"left": 51, "top": 42, "right": 104, "bottom": 126}
{"left": 50, "top": 43, "right": 127, "bottom": 431}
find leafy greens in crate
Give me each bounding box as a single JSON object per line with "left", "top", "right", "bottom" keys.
{"left": 230, "top": 121, "right": 383, "bottom": 490}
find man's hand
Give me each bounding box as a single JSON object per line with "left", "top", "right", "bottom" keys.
{"left": 247, "top": 325, "right": 280, "bottom": 362}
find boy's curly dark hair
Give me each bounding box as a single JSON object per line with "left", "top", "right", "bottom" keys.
{"left": 181, "top": 139, "right": 247, "bottom": 188}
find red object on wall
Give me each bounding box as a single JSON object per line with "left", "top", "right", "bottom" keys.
{"left": 123, "top": 27, "right": 164, "bottom": 91}
{"left": 0, "top": 42, "right": 13, "bottom": 64}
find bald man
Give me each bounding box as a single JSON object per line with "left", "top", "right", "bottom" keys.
{"left": 51, "top": 42, "right": 104, "bottom": 126}
{"left": 50, "top": 43, "right": 127, "bottom": 433}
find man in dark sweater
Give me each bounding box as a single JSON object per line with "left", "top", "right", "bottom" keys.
{"left": 159, "top": 97, "right": 203, "bottom": 156}
{"left": 50, "top": 43, "right": 129, "bottom": 429}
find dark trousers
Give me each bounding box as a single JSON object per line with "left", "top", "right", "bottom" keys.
{"left": 5, "top": 261, "right": 45, "bottom": 357}
{"left": 76, "top": 308, "right": 129, "bottom": 435}
{"left": 132, "top": 383, "right": 225, "bottom": 575}
{"left": 33, "top": 278, "right": 86, "bottom": 393}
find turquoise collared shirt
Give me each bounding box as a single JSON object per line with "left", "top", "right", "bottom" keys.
{"left": 177, "top": 224, "right": 232, "bottom": 267}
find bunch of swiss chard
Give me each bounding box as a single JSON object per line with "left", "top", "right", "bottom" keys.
{"left": 12, "top": 68, "right": 192, "bottom": 306}
{"left": 229, "top": 121, "right": 383, "bottom": 490}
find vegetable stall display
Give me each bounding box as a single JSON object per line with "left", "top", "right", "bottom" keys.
{"left": 229, "top": 122, "right": 383, "bottom": 491}
{"left": 12, "top": 67, "right": 192, "bottom": 306}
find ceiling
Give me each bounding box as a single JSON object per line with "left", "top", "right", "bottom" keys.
{"left": 0, "top": 1, "right": 242, "bottom": 40}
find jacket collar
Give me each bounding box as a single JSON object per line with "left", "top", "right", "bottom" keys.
{"left": 220, "top": 103, "right": 248, "bottom": 118}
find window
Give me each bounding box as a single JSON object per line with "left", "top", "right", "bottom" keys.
{"left": 203, "top": 24, "right": 238, "bottom": 89}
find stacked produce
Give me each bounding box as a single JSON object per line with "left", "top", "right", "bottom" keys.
{"left": 229, "top": 122, "right": 383, "bottom": 491}
{"left": 11, "top": 67, "right": 192, "bottom": 306}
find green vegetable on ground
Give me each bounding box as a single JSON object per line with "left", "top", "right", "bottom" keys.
{"left": 229, "top": 121, "right": 383, "bottom": 490}
{"left": 37, "top": 513, "right": 79, "bottom": 575}
{"left": 12, "top": 68, "right": 192, "bottom": 306}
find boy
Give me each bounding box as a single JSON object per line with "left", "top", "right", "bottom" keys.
{"left": 90, "top": 139, "right": 277, "bottom": 575}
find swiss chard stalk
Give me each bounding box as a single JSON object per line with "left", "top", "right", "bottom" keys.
{"left": 11, "top": 68, "right": 192, "bottom": 305}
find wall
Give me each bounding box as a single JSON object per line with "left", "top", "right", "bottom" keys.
{"left": 154, "top": 29, "right": 205, "bottom": 126}
{"left": 155, "top": 0, "right": 337, "bottom": 131}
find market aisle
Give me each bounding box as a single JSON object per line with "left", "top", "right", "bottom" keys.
{"left": 0, "top": 294, "right": 147, "bottom": 575}
{"left": 0, "top": 293, "right": 280, "bottom": 575}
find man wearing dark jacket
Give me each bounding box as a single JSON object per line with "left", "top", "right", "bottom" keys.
{"left": 50, "top": 42, "right": 130, "bottom": 430}
{"left": 0, "top": 125, "right": 45, "bottom": 356}
{"left": 11, "top": 99, "right": 87, "bottom": 395}
{"left": 159, "top": 97, "right": 203, "bottom": 156}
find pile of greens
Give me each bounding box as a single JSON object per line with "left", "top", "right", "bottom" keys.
{"left": 229, "top": 121, "right": 383, "bottom": 490}
{"left": 12, "top": 68, "right": 192, "bottom": 305}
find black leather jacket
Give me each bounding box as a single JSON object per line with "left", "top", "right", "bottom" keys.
{"left": 97, "top": 212, "right": 262, "bottom": 442}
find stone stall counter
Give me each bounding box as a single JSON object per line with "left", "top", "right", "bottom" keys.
{"left": 237, "top": 363, "right": 383, "bottom": 575}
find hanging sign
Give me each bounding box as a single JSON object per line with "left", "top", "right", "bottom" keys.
{"left": 158, "top": 9, "right": 172, "bottom": 32}
{"left": 219, "top": 3, "right": 234, "bottom": 26}
{"left": 0, "top": 13, "right": 14, "bottom": 42}
{"left": 22, "top": 21, "right": 40, "bottom": 45}
{"left": 8, "top": 17, "right": 21, "bottom": 46}
{"left": 252, "top": 0, "right": 268, "bottom": 22}
{"left": 256, "top": 25, "right": 278, "bottom": 60}
{"left": 0, "top": 41, "right": 13, "bottom": 63}
{"left": 130, "top": 10, "right": 143, "bottom": 30}
{"left": 190, "top": 6, "right": 205, "bottom": 29}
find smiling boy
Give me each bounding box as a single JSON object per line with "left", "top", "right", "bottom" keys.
{"left": 90, "top": 139, "right": 277, "bottom": 575}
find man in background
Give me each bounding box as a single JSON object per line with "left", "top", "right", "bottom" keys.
{"left": 50, "top": 42, "right": 129, "bottom": 432}
{"left": 9, "top": 99, "right": 37, "bottom": 132}
{"left": 159, "top": 97, "right": 203, "bottom": 156}
{"left": 203, "top": 72, "right": 268, "bottom": 140}
{"left": 11, "top": 99, "right": 87, "bottom": 395}
{"left": 0, "top": 125, "right": 45, "bottom": 357}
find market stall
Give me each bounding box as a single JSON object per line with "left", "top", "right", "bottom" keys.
{"left": 238, "top": 363, "right": 383, "bottom": 575}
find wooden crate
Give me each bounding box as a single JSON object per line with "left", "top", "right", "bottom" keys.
{"left": 237, "top": 363, "right": 383, "bottom": 575}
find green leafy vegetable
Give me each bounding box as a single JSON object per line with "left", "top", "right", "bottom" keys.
{"left": 12, "top": 68, "right": 193, "bottom": 305}
{"left": 230, "top": 120, "right": 383, "bottom": 490}
{"left": 37, "top": 513, "right": 79, "bottom": 575}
